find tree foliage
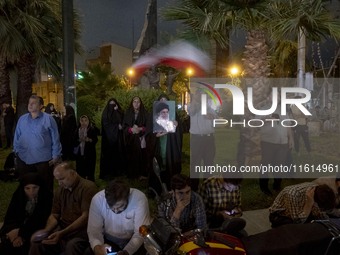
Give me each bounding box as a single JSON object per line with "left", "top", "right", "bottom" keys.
{"left": 0, "top": 0, "right": 82, "bottom": 116}
{"left": 76, "top": 64, "right": 128, "bottom": 100}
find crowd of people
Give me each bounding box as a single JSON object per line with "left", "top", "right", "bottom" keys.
{"left": 0, "top": 92, "right": 339, "bottom": 255}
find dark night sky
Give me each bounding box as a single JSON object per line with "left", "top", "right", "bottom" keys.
{"left": 74, "top": 0, "right": 179, "bottom": 51}
{"left": 73, "top": 0, "right": 338, "bottom": 69}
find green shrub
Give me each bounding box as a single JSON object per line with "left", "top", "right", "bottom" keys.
{"left": 76, "top": 95, "right": 103, "bottom": 126}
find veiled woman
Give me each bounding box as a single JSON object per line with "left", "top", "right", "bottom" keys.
{"left": 0, "top": 173, "right": 52, "bottom": 255}
{"left": 74, "top": 115, "right": 98, "bottom": 181}
{"left": 99, "top": 98, "right": 125, "bottom": 179}
{"left": 60, "top": 105, "right": 77, "bottom": 160}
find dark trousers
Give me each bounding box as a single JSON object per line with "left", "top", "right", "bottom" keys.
{"left": 16, "top": 156, "right": 54, "bottom": 192}
{"left": 5, "top": 125, "right": 13, "bottom": 148}
{"left": 260, "top": 142, "right": 289, "bottom": 192}
{"left": 190, "top": 134, "right": 215, "bottom": 191}
{"left": 293, "top": 125, "right": 311, "bottom": 153}
{"left": 269, "top": 212, "right": 294, "bottom": 228}
{"left": 29, "top": 237, "right": 88, "bottom": 255}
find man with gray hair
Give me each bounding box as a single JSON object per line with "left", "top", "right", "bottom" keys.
{"left": 29, "top": 161, "right": 97, "bottom": 255}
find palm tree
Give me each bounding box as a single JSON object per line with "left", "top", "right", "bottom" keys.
{"left": 266, "top": 0, "right": 340, "bottom": 104}
{"left": 162, "top": 0, "right": 272, "bottom": 163}
{"left": 0, "top": 58, "right": 10, "bottom": 103}
{"left": 0, "top": 0, "right": 81, "bottom": 117}
{"left": 162, "top": 0, "right": 273, "bottom": 103}
{"left": 0, "top": 0, "right": 24, "bottom": 105}
{"left": 162, "top": 0, "right": 340, "bottom": 163}
{"left": 161, "top": 0, "right": 233, "bottom": 77}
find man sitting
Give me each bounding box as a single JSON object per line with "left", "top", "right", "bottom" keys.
{"left": 158, "top": 174, "right": 207, "bottom": 233}
{"left": 29, "top": 161, "right": 98, "bottom": 255}
{"left": 313, "top": 175, "right": 340, "bottom": 217}
{"left": 269, "top": 182, "right": 335, "bottom": 228}
{"left": 199, "top": 177, "right": 243, "bottom": 228}
{"left": 85, "top": 179, "right": 151, "bottom": 255}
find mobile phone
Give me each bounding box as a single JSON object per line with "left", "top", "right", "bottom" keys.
{"left": 32, "top": 231, "right": 49, "bottom": 242}
{"left": 106, "top": 247, "right": 117, "bottom": 255}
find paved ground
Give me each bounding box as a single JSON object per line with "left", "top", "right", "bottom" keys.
{"left": 242, "top": 208, "right": 271, "bottom": 235}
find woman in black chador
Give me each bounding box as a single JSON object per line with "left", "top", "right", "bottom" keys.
{"left": 74, "top": 115, "right": 98, "bottom": 182}
{"left": 60, "top": 105, "right": 77, "bottom": 160}
{"left": 99, "top": 98, "right": 125, "bottom": 179}
{"left": 0, "top": 173, "right": 53, "bottom": 255}
{"left": 44, "top": 103, "right": 61, "bottom": 133}
{"left": 123, "top": 96, "right": 149, "bottom": 179}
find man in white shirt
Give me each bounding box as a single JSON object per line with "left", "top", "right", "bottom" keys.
{"left": 85, "top": 180, "right": 151, "bottom": 255}
{"left": 189, "top": 90, "right": 217, "bottom": 191}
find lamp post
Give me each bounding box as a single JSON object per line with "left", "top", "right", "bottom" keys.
{"left": 62, "top": 0, "right": 76, "bottom": 109}
{"left": 186, "top": 67, "right": 194, "bottom": 111}
{"left": 228, "top": 65, "right": 242, "bottom": 86}
{"left": 186, "top": 67, "right": 194, "bottom": 90}
{"left": 229, "top": 65, "right": 240, "bottom": 77}
{"left": 127, "top": 68, "right": 134, "bottom": 89}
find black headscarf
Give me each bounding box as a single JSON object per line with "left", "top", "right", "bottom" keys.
{"left": 157, "top": 94, "right": 170, "bottom": 101}
{"left": 45, "top": 103, "right": 57, "bottom": 114}
{"left": 125, "top": 96, "right": 147, "bottom": 126}
{"left": 19, "top": 173, "right": 43, "bottom": 188}
{"left": 102, "top": 98, "right": 123, "bottom": 124}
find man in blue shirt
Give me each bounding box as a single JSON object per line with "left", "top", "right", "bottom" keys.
{"left": 13, "top": 95, "right": 62, "bottom": 191}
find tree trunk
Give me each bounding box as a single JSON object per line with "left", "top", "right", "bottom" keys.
{"left": 240, "top": 29, "right": 271, "bottom": 165}
{"left": 16, "top": 54, "right": 36, "bottom": 118}
{"left": 297, "top": 28, "right": 306, "bottom": 88}
{"left": 214, "top": 39, "right": 229, "bottom": 77}
{"left": 0, "top": 57, "right": 12, "bottom": 104}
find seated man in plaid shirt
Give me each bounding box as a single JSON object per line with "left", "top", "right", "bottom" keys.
{"left": 269, "top": 182, "right": 335, "bottom": 228}
{"left": 158, "top": 174, "right": 207, "bottom": 233}
{"left": 199, "top": 177, "right": 243, "bottom": 228}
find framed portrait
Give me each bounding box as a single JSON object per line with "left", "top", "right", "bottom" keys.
{"left": 153, "top": 101, "right": 176, "bottom": 133}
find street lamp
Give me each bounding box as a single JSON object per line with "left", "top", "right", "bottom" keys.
{"left": 185, "top": 67, "right": 194, "bottom": 111}
{"left": 228, "top": 65, "right": 243, "bottom": 87}
{"left": 229, "top": 65, "right": 240, "bottom": 77}
{"left": 186, "top": 67, "right": 194, "bottom": 90}
{"left": 127, "top": 68, "right": 134, "bottom": 88}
